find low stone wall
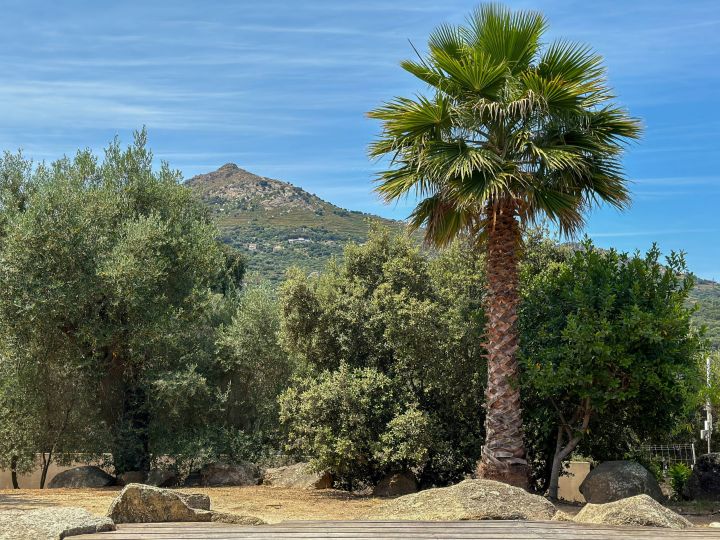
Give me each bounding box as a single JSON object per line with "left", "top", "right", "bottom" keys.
{"left": 558, "top": 461, "right": 590, "bottom": 503}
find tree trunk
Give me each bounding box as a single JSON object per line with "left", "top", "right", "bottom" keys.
{"left": 476, "top": 203, "right": 528, "bottom": 489}
{"left": 548, "top": 427, "right": 581, "bottom": 500}
{"left": 113, "top": 382, "right": 150, "bottom": 474}
{"left": 548, "top": 400, "right": 592, "bottom": 499}
{"left": 10, "top": 455, "right": 19, "bottom": 489}
{"left": 39, "top": 451, "right": 52, "bottom": 489}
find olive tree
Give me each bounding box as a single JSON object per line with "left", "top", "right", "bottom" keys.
{"left": 0, "top": 131, "right": 239, "bottom": 474}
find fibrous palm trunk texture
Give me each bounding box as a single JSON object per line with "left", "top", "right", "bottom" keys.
{"left": 476, "top": 204, "right": 529, "bottom": 488}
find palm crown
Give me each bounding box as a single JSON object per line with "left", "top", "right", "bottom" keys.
{"left": 369, "top": 4, "right": 641, "bottom": 245}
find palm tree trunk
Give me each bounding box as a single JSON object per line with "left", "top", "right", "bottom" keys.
{"left": 476, "top": 203, "right": 529, "bottom": 489}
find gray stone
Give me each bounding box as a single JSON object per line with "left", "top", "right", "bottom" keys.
{"left": 106, "top": 483, "right": 264, "bottom": 525}
{"left": 200, "top": 461, "right": 261, "bottom": 487}
{"left": 263, "top": 462, "right": 333, "bottom": 489}
{"left": 371, "top": 479, "right": 557, "bottom": 521}
{"left": 146, "top": 468, "right": 178, "bottom": 487}
{"left": 684, "top": 453, "right": 720, "bottom": 500}
{"left": 373, "top": 472, "right": 418, "bottom": 497}
{"left": 579, "top": 461, "right": 663, "bottom": 503}
{"left": 210, "top": 512, "right": 266, "bottom": 525}
{"left": 108, "top": 484, "right": 212, "bottom": 523}
{"left": 0, "top": 507, "right": 115, "bottom": 539}
{"left": 108, "top": 484, "right": 207, "bottom": 524}
{"left": 117, "top": 471, "right": 147, "bottom": 486}
{"left": 574, "top": 494, "right": 691, "bottom": 529}
{"left": 180, "top": 492, "right": 211, "bottom": 511}
{"left": 47, "top": 466, "right": 116, "bottom": 489}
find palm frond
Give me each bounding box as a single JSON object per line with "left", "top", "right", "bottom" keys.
{"left": 423, "top": 141, "right": 501, "bottom": 181}
{"left": 429, "top": 47, "right": 508, "bottom": 98}
{"left": 539, "top": 40, "right": 605, "bottom": 88}
{"left": 400, "top": 59, "right": 444, "bottom": 89}
{"left": 367, "top": 4, "right": 641, "bottom": 244}
{"left": 409, "top": 193, "right": 475, "bottom": 247}
{"left": 368, "top": 94, "right": 452, "bottom": 156}
{"left": 466, "top": 4, "right": 546, "bottom": 71}
{"left": 428, "top": 23, "right": 466, "bottom": 59}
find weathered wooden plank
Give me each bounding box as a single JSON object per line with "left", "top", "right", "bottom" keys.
{"left": 113, "top": 519, "right": 711, "bottom": 532}
{"left": 83, "top": 531, "right": 720, "bottom": 537}
{"left": 80, "top": 520, "right": 720, "bottom": 539}
{"left": 83, "top": 532, "right": 611, "bottom": 537}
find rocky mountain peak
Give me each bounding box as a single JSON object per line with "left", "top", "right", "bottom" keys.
{"left": 186, "top": 164, "right": 326, "bottom": 213}
{"left": 218, "top": 162, "right": 240, "bottom": 172}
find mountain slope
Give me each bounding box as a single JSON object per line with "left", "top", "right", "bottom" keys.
{"left": 187, "top": 163, "right": 400, "bottom": 280}
{"left": 691, "top": 278, "right": 720, "bottom": 346}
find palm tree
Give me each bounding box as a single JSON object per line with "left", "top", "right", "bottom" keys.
{"left": 368, "top": 4, "right": 641, "bottom": 488}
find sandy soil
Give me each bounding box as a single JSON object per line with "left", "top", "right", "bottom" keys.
{"left": 0, "top": 486, "right": 717, "bottom": 527}
{"left": 0, "top": 486, "right": 382, "bottom": 524}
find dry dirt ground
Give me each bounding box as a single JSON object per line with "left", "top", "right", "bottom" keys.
{"left": 0, "top": 486, "right": 717, "bottom": 527}
{"left": 0, "top": 486, "right": 382, "bottom": 524}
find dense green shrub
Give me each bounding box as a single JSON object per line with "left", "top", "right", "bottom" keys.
{"left": 279, "top": 227, "right": 486, "bottom": 487}
{"left": 279, "top": 365, "right": 426, "bottom": 489}
{"left": 668, "top": 463, "right": 692, "bottom": 500}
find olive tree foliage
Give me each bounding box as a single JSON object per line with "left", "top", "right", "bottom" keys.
{"left": 216, "top": 284, "right": 294, "bottom": 446}
{"left": 0, "top": 343, "right": 105, "bottom": 488}
{"left": 279, "top": 225, "right": 487, "bottom": 488}
{"left": 0, "top": 132, "right": 251, "bottom": 476}
{"left": 520, "top": 241, "right": 703, "bottom": 497}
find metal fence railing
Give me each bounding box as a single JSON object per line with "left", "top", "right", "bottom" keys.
{"left": 641, "top": 443, "right": 696, "bottom": 469}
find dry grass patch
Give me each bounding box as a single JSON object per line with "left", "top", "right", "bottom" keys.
{"left": 0, "top": 486, "right": 382, "bottom": 524}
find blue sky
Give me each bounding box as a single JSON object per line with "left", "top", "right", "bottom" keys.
{"left": 2, "top": 0, "right": 719, "bottom": 278}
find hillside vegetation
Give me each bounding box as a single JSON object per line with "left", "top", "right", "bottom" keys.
{"left": 187, "top": 164, "right": 401, "bottom": 281}
{"left": 188, "top": 164, "right": 720, "bottom": 346}
{"left": 690, "top": 279, "right": 720, "bottom": 346}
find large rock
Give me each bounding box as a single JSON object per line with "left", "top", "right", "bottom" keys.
{"left": 574, "top": 494, "right": 691, "bottom": 529}
{"left": 200, "top": 461, "right": 261, "bottom": 487}
{"left": 684, "top": 453, "right": 720, "bottom": 500}
{"left": 0, "top": 507, "right": 115, "bottom": 539}
{"left": 579, "top": 461, "right": 663, "bottom": 503}
{"left": 146, "top": 468, "right": 178, "bottom": 487}
{"left": 48, "top": 465, "right": 116, "bottom": 489}
{"left": 107, "top": 483, "right": 264, "bottom": 525}
{"left": 371, "top": 479, "right": 556, "bottom": 521}
{"left": 107, "top": 483, "right": 211, "bottom": 523}
{"left": 373, "top": 472, "right": 418, "bottom": 497}
{"left": 263, "top": 462, "right": 333, "bottom": 489}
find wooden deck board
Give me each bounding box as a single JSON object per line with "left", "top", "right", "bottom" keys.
{"left": 79, "top": 520, "right": 720, "bottom": 539}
